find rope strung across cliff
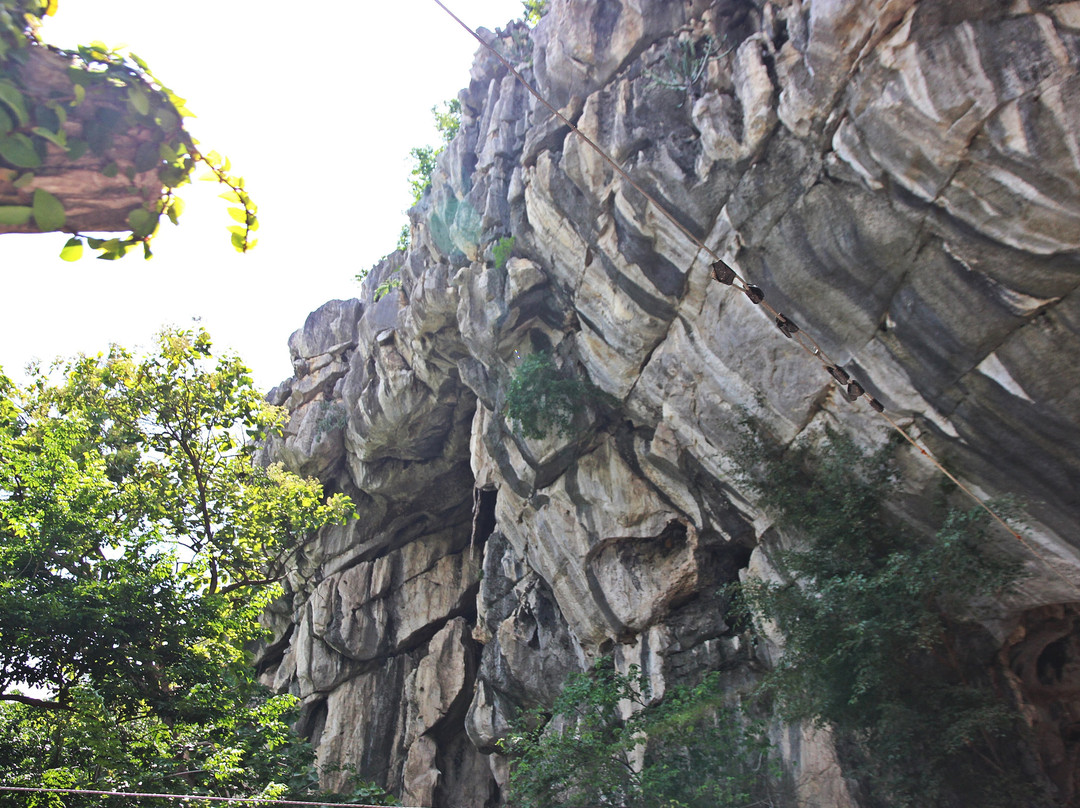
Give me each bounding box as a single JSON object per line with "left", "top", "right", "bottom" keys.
{"left": 431, "top": 1, "right": 1077, "bottom": 589}
{"left": 0, "top": 785, "right": 421, "bottom": 808}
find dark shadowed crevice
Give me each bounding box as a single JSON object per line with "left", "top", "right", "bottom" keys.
{"left": 472, "top": 487, "right": 498, "bottom": 547}
{"left": 297, "top": 697, "right": 329, "bottom": 750}
{"left": 1004, "top": 603, "right": 1080, "bottom": 803}
{"left": 254, "top": 621, "right": 294, "bottom": 678}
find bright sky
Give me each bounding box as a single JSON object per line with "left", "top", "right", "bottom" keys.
{"left": 0, "top": 0, "right": 523, "bottom": 391}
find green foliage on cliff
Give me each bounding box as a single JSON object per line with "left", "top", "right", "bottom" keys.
{"left": 0, "top": 330, "right": 366, "bottom": 802}
{"left": 500, "top": 660, "right": 777, "bottom": 808}
{"left": 492, "top": 235, "right": 515, "bottom": 269}
{"left": 732, "top": 426, "right": 1040, "bottom": 807}
{"left": 644, "top": 35, "right": 721, "bottom": 105}
{"left": 407, "top": 144, "right": 439, "bottom": 206}
{"left": 521, "top": 0, "right": 547, "bottom": 26}
{"left": 407, "top": 98, "right": 461, "bottom": 206}
{"left": 505, "top": 351, "right": 613, "bottom": 440}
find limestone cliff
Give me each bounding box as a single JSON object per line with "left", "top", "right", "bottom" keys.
{"left": 257, "top": 1, "right": 1080, "bottom": 805}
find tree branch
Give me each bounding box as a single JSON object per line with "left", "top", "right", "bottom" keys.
{"left": 0, "top": 692, "right": 73, "bottom": 711}
{"left": 219, "top": 574, "right": 283, "bottom": 595}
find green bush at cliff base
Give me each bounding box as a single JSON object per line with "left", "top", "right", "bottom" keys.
{"left": 500, "top": 660, "right": 778, "bottom": 808}
{"left": 505, "top": 351, "right": 612, "bottom": 440}
{"left": 730, "top": 425, "right": 1044, "bottom": 808}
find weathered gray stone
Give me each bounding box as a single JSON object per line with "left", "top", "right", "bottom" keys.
{"left": 287, "top": 299, "right": 362, "bottom": 362}
{"left": 258, "top": 1, "right": 1080, "bottom": 805}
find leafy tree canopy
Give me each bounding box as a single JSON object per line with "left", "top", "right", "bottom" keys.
{"left": 0, "top": 329, "right": 371, "bottom": 803}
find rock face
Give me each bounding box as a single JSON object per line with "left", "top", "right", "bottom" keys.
{"left": 258, "top": 1, "right": 1080, "bottom": 805}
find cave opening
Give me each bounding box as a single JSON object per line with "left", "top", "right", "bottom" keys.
{"left": 1005, "top": 603, "right": 1080, "bottom": 804}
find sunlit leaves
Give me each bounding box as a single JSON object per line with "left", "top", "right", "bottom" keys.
{"left": 432, "top": 97, "right": 461, "bottom": 143}
{"left": 51, "top": 327, "right": 353, "bottom": 597}
{"left": 161, "top": 193, "right": 184, "bottom": 225}
{"left": 408, "top": 144, "right": 438, "bottom": 204}
{"left": 199, "top": 149, "right": 257, "bottom": 252}
{"left": 126, "top": 206, "right": 155, "bottom": 239}
{"left": 58, "top": 235, "right": 82, "bottom": 261}
{"left": 0, "top": 683, "right": 380, "bottom": 803}
{"left": 521, "top": 0, "right": 547, "bottom": 26}
{"left": 401, "top": 99, "right": 461, "bottom": 214}
{"left": 0, "top": 328, "right": 354, "bottom": 753}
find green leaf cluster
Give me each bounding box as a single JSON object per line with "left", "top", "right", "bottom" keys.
{"left": 520, "top": 0, "right": 548, "bottom": 27}
{"left": 0, "top": 1, "right": 257, "bottom": 259}
{"left": 644, "top": 35, "right": 722, "bottom": 105}
{"left": 0, "top": 0, "right": 53, "bottom": 62}
{"left": 432, "top": 97, "right": 461, "bottom": 143}
{"left": 313, "top": 400, "right": 347, "bottom": 439}
{"left": 0, "top": 684, "right": 396, "bottom": 806}
{"left": 407, "top": 144, "right": 439, "bottom": 206}
{"left": 200, "top": 149, "right": 258, "bottom": 253}
{"left": 500, "top": 660, "right": 777, "bottom": 808}
{"left": 0, "top": 329, "right": 361, "bottom": 802}
{"left": 492, "top": 235, "right": 515, "bottom": 269}
{"left": 731, "top": 425, "right": 1040, "bottom": 807}
{"left": 405, "top": 98, "right": 461, "bottom": 206}
{"left": 373, "top": 275, "right": 402, "bottom": 302}
{"left": 505, "top": 351, "right": 612, "bottom": 440}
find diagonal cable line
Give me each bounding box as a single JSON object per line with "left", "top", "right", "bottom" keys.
{"left": 0, "top": 785, "right": 416, "bottom": 808}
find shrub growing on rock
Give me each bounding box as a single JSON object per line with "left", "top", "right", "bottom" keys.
{"left": 505, "top": 351, "right": 610, "bottom": 440}
{"left": 500, "top": 660, "right": 777, "bottom": 808}
{"left": 732, "top": 426, "right": 1043, "bottom": 807}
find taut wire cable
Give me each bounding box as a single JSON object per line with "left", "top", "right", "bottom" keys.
{"left": 431, "top": 1, "right": 1077, "bottom": 589}
{"left": 0, "top": 785, "right": 416, "bottom": 808}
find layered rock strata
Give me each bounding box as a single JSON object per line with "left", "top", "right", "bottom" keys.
{"left": 258, "top": 1, "right": 1080, "bottom": 805}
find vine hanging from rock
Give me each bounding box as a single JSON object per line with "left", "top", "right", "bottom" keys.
{"left": 0, "top": 0, "right": 256, "bottom": 259}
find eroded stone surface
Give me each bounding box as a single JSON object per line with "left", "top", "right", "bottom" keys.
{"left": 260, "top": 1, "right": 1080, "bottom": 805}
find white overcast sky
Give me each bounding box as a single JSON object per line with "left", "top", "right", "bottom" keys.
{"left": 0, "top": 0, "right": 522, "bottom": 391}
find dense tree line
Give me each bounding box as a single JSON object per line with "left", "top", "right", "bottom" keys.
{"left": 0, "top": 330, "right": 390, "bottom": 805}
